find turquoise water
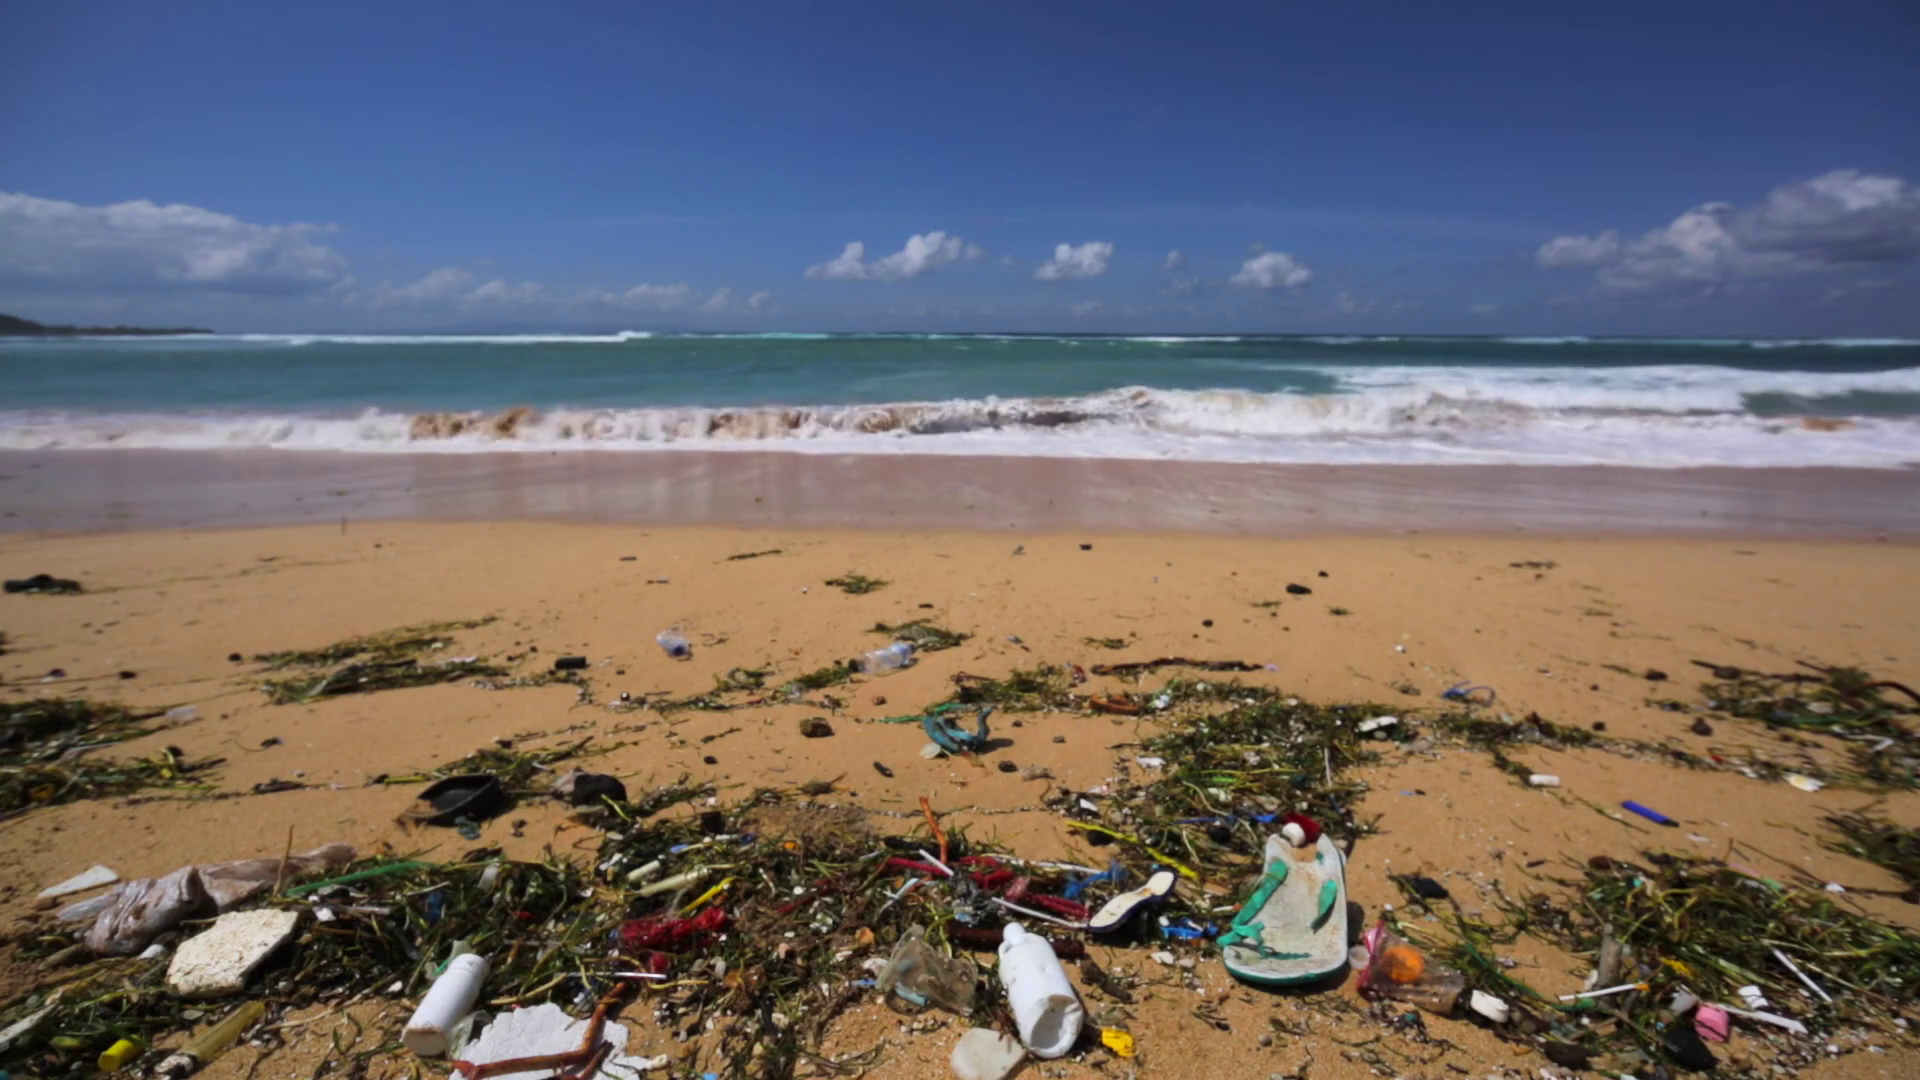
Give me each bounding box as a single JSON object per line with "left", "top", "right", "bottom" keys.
{"left": 2, "top": 332, "right": 1917, "bottom": 467}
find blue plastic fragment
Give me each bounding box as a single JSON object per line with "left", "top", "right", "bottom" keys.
{"left": 1622, "top": 800, "right": 1679, "bottom": 827}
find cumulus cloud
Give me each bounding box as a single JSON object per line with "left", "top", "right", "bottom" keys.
{"left": 1231, "top": 251, "right": 1313, "bottom": 290}
{"left": 701, "top": 287, "right": 733, "bottom": 313}
{"left": 611, "top": 283, "right": 694, "bottom": 310}
{"left": 1035, "top": 241, "right": 1114, "bottom": 281}
{"left": 805, "top": 231, "right": 983, "bottom": 281}
{"left": 1536, "top": 169, "right": 1920, "bottom": 291}
{"left": 0, "top": 191, "right": 351, "bottom": 295}
{"left": 747, "top": 291, "right": 773, "bottom": 312}
{"left": 1160, "top": 250, "right": 1186, "bottom": 271}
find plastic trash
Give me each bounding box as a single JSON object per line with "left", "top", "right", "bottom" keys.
{"left": 949, "top": 1028, "right": 1025, "bottom": 1080}
{"left": 1528, "top": 774, "right": 1561, "bottom": 787}
{"left": 404, "top": 951, "right": 488, "bottom": 1057}
{"left": 1468, "top": 989, "right": 1511, "bottom": 1024}
{"left": 83, "top": 844, "right": 354, "bottom": 955}
{"left": 997, "top": 922, "right": 1085, "bottom": 1058}
{"left": 1622, "top": 800, "right": 1679, "bottom": 827}
{"left": 98, "top": 1038, "right": 140, "bottom": 1072}
{"left": 38, "top": 865, "right": 118, "bottom": 900}
{"left": 165, "top": 704, "right": 200, "bottom": 723}
{"left": 859, "top": 643, "right": 914, "bottom": 674}
{"left": 875, "top": 925, "right": 976, "bottom": 1015}
{"left": 635, "top": 868, "right": 708, "bottom": 898}
{"left": 656, "top": 632, "right": 691, "bottom": 659}
{"left": 1356, "top": 925, "right": 1466, "bottom": 1016}
{"left": 167, "top": 909, "right": 302, "bottom": 997}
{"left": 156, "top": 1001, "right": 265, "bottom": 1078}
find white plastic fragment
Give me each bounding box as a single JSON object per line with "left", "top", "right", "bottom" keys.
{"left": 452, "top": 1002, "right": 665, "bottom": 1079}
{"left": 38, "top": 865, "right": 119, "bottom": 899}
{"left": 1468, "top": 989, "right": 1511, "bottom": 1024}
{"left": 167, "top": 909, "right": 301, "bottom": 998}
{"left": 1736, "top": 984, "right": 1771, "bottom": 1009}
{"left": 1716, "top": 1003, "right": 1809, "bottom": 1036}
{"left": 1785, "top": 774, "right": 1824, "bottom": 793}
{"left": 1527, "top": 774, "right": 1561, "bottom": 787}
{"left": 1358, "top": 716, "right": 1399, "bottom": 735}
{"left": 950, "top": 1028, "right": 1025, "bottom": 1080}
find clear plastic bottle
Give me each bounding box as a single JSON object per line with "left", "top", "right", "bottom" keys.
{"left": 859, "top": 643, "right": 914, "bottom": 674}
{"left": 656, "top": 632, "right": 691, "bottom": 659}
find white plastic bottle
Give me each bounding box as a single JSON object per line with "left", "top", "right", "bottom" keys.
{"left": 859, "top": 643, "right": 914, "bottom": 674}
{"left": 996, "top": 922, "right": 1084, "bottom": 1059}
{"left": 403, "top": 952, "right": 489, "bottom": 1057}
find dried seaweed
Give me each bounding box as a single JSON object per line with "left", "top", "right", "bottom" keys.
{"left": 870, "top": 620, "right": 970, "bottom": 652}
{"left": 256, "top": 619, "right": 507, "bottom": 705}
{"left": 252, "top": 618, "right": 495, "bottom": 670}
{"left": 1824, "top": 809, "right": 1920, "bottom": 898}
{"left": 1, "top": 699, "right": 219, "bottom": 815}
{"left": 823, "top": 573, "right": 887, "bottom": 595}
{"left": 1081, "top": 636, "right": 1130, "bottom": 649}
{"left": 724, "top": 549, "right": 785, "bottom": 561}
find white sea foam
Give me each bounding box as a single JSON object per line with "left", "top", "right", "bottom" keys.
{"left": 4, "top": 378, "right": 1917, "bottom": 467}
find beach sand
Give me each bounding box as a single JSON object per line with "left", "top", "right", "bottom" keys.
{"left": 4, "top": 497, "right": 1919, "bottom": 1076}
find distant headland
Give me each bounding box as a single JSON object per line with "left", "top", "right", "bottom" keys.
{"left": 0, "top": 313, "right": 213, "bottom": 337}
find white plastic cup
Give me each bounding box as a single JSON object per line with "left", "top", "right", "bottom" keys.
{"left": 403, "top": 953, "right": 488, "bottom": 1057}
{"left": 997, "top": 922, "right": 1084, "bottom": 1059}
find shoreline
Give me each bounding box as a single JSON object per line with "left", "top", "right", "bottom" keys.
{"left": 3, "top": 449, "right": 1919, "bottom": 537}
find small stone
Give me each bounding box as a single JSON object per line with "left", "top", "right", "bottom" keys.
{"left": 1286, "top": 584, "right": 1311, "bottom": 595}
{"left": 996, "top": 760, "right": 1017, "bottom": 773}
{"left": 227, "top": 652, "right": 243, "bottom": 663}
{"left": 1201, "top": 619, "right": 1213, "bottom": 628}
{"left": 1690, "top": 717, "right": 1714, "bottom": 737}
{"left": 1052, "top": 735, "right": 1065, "bottom": 744}
{"left": 798, "top": 717, "right": 834, "bottom": 738}
{"left": 1151, "top": 951, "right": 1176, "bottom": 966}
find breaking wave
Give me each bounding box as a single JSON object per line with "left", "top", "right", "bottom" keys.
{"left": 4, "top": 382, "right": 1917, "bottom": 468}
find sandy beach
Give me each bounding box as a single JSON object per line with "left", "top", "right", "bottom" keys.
{"left": 4, "top": 496, "right": 1918, "bottom": 1079}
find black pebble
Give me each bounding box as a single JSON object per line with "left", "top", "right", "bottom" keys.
{"left": 1542, "top": 1043, "right": 1592, "bottom": 1070}
{"left": 228, "top": 652, "right": 243, "bottom": 663}
{"left": 1202, "top": 619, "right": 1213, "bottom": 628}
{"left": 1079, "top": 543, "right": 1093, "bottom": 551}
{"left": 615, "top": 669, "right": 626, "bottom": 676}
{"left": 997, "top": 760, "right": 1017, "bottom": 773}
{"left": 1690, "top": 718, "right": 1714, "bottom": 736}
{"left": 1286, "top": 584, "right": 1311, "bottom": 595}
{"left": 118, "top": 670, "right": 137, "bottom": 680}
{"left": 553, "top": 656, "right": 588, "bottom": 671}
{"left": 702, "top": 755, "right": 718, "bottom": 765}
{"left": 1645, "top": 669, "right": 1669, "bottom": 681}
{"left": 873, "top": 762, "right": 895, "bottom": 778}
{"left": 1317, "top": 570, "right": 1329, "bottom": 577}
{"left": 47, "top": 668, "right": 65, "bottom": 678}
{"left": 1592, "top": 721, "right": 1607, "bottom": 731}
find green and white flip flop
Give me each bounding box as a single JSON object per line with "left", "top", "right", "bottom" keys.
{"left": 1219, "top": 832, "right": 1348, "bottom": 987}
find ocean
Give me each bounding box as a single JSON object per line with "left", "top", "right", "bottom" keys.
{"left": 3, "top": 333, "right": 1918, "bottom": 468}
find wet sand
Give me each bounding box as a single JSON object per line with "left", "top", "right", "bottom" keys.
{"left": 4, "top": 448, "right": 1920, "bottom": 536}
{"left": 3, "top": 515, "right": 1917, "bottom": 1079}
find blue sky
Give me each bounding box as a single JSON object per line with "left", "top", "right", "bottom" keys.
{"left": 3, "top": 1, "right": 1917, "bottom": 334}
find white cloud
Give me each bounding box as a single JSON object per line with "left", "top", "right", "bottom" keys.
{"left": 701, "top": 287, "right": 733, "bottom": 313}
{"left": 466, "top": 279, "right": 544, "bottom": 306}
{"left": 1536, "top": 169, "right": 1920, "bottom": 291}
{"left": 1536, "top": 231, "right": 1621, "bottom": 268}
{"left": 613, "top": 283, "right": 694, "bottom": 310}
{"left": 1334, "top": 292, "right": 1375, "bottom": 314}
{"left": 382, "top": 267, "right": 476, "bottom": 304}
{"left": 1160, "top": 249, "right": 1187, "bottom": 271}
{"left": 0, "top": 191, "right": 351, "bottom": 295}
{"left": 1068, "top": 300, "right": 1106, "bottom": 316}
{"left": 1035, "top": 241, "right": 1114, "bottom": 281}
{"left": 1231, "top": 251, "right": 1312, "bottom": 290}
{"left": 805, "top": 231, "right": 983, "bottom": 281}
{"left": 748, "top": 291, "right": 772, "bottom": 312}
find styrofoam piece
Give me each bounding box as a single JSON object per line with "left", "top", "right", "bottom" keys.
{"left": 450, "top": 1003, "right": 668, "bottom": 1080}
{"left": 167, "top": 909, "right": 300, "bottom": 997}
{"left": 950, "top": 1028, "right": 1025, "bottom": 1080}
{"left": 39, "top": 865, "right": 119, "bottom": 899}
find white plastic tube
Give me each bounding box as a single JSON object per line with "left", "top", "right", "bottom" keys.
{"left": 996, "top": 923, "right": 1084, "bottom": 1059}
{"left": 403, "top": 953, "right": 489, "bottom": 1057}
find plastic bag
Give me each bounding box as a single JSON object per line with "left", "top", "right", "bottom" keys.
{"left": 1356, "top": 924, "right": 1465, "bottom": 1016}
{"left": 82, "top": 844, "right": 355, "bottom": 955}
{"left": 875, "top": 925, "right": 976, "bottom": 1015}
